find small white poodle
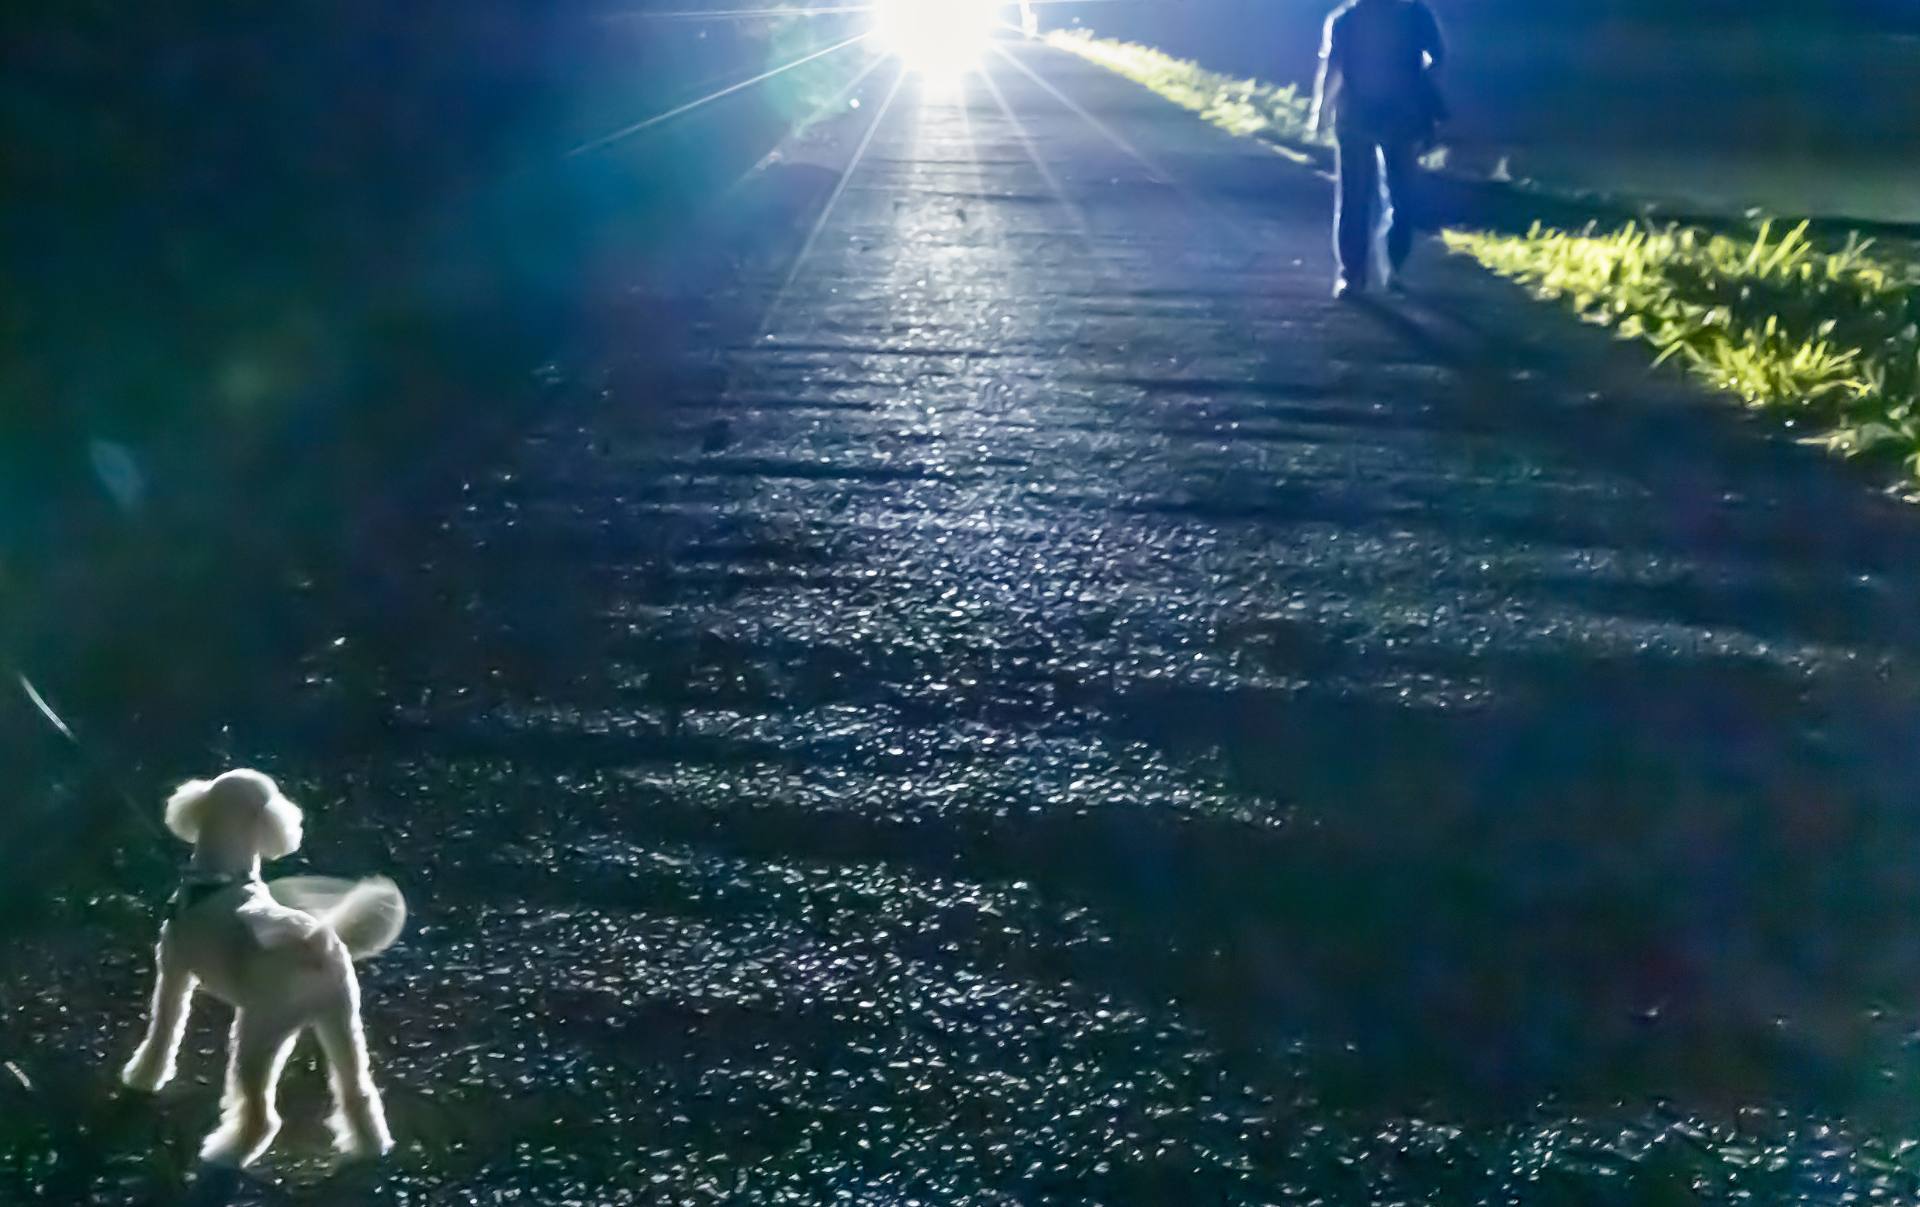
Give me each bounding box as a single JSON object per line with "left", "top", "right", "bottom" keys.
{"left": 120, "top": 769, "right": 407, "bottom": 1167}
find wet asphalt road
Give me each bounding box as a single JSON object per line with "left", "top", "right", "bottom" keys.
{"left": 10, "top": 41, "right": 1920, "bottom": 1204}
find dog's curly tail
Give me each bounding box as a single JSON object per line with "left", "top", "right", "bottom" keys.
{"left": 268, "top": 875, "right": 408, "bottom": 960}
{"left": 323, "top": 877, "right": 408, "bottom": 959}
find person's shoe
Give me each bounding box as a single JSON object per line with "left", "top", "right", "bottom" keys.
{"left": 1333, "top": 276, "right": 1364, "bottom": 300}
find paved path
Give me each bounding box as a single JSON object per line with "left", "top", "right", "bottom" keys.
{"left": 13, "top": 41, "right": 1920, "bottom": 1204}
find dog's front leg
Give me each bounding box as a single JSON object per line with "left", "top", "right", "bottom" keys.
{"left": 121, "top": 930, "right": 197, "bottom": 1092}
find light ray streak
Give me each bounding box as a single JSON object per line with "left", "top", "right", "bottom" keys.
{"left": 951, "top": 74, "right": 1003, "bottom": 254}
{"left": 759, "top": 64, "right": 908, "bottom": 334}
{"left": 789, "top": 47, "right": 892, "bottom": 143}
{"left": 599, "top": 0, "right": 1127, "bottom": 22}
{"left": 989, "top": 40, "right": 1171, "bottom": 186}
{"left": 955, "top": 75, "right": 1036, "bottom": 337}
{"left": 954, "top": 75, "right": 986, "bottom": 195}
{"left": 566, "top": 31, "right": 872, "bottom": 157}
{"left": 724, "top": 48, "right": 890, "bottom": 199}
{"left": 600, "top": 3, "right": 877, "bottom": 20}
{"left": 990, "top": 38, "right": 1274, "bottom": 256}
{"left": 976, "top": 60, "right": 1092, "bottom": 245}
{"left": 813, "top": 40, "right": 892, "bottom": 113}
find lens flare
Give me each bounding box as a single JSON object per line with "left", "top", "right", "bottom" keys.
{"left": 873, "top": 0, "right": 996, "bottom": 78}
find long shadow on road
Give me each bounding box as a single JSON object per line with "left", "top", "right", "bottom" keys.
{"left": 12, "top": 38, "right": 1920, "bottom": 1205}
{"left": 357, "top": 42, "right": 1920, "bottom": 1197}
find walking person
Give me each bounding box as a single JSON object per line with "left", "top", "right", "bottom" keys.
{"left": 1309, "top": 0, "right": 1447, "bottom": 298}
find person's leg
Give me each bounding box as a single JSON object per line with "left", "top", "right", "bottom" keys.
{"left": 1334, "top": 132, "right": 1380, "bottom": 292}
{"left": 1381, "top": 138, "right": 1421, "bottom": 278}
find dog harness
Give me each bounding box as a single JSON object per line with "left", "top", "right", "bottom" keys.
{"left": 167, "top": 870, "right": 257, "bottom": 920}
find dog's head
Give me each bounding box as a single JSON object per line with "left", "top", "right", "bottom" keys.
{"left": 165, "top": 769, "right": 304, "bottom": 863}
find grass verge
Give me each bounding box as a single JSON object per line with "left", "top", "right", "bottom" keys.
{"left": 1445, "top": 222, "right": 1920, "bottom": 482}
{"left": 1051, "top": 30, "right": 1920, "bottom": 491}
{"left": 1045, "top": 30, "right": 1321, "bottom": 155}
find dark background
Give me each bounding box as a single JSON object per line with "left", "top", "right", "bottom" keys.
{"left": 1, "top": 0, "right": 864, "bottom": 799}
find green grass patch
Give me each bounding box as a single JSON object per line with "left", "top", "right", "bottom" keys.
{"left": 1046, "top": 30, "right": 1322, "bottom": 155}
{"left": 1447, "top": 221, "right": 1920, "bottom": 483}
{"left": 1051, "top": 29, "right": 1920, "bottom": 492}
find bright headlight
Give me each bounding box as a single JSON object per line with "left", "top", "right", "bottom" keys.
{"left": 873, "top": 0, "right": 997, "bottom": 77}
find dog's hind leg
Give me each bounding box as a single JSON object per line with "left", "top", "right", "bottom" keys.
{"left": 313, "top": 969, "right": 393, "bottom": 1159}
{"left": 199, "top": 1011, "right": 298, "bottom": 1167}
{"left": 121, "top": 932, "right": 197, "bottom": 1092}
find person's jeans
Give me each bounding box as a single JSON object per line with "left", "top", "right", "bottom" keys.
{"left": 1335, "top": 131, "right": 1420, "bottom": 285}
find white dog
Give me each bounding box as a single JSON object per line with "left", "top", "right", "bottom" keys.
{"left": 120, "top": 769, "right": 406, "bottom": 1167}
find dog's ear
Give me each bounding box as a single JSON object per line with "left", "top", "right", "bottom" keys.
{"left": 163, "top": 779, "right": 215, "bottom": 843}
{"left": 256, "top": 786, "right": 304, "bottom": 861}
